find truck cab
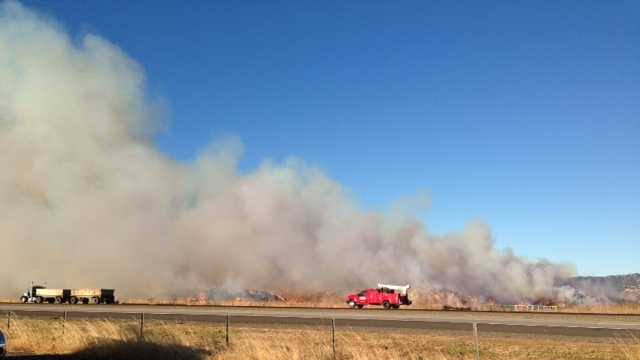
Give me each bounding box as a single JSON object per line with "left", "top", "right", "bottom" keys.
{"left": 20, "top": 285, "right": 45, "bottom": 303}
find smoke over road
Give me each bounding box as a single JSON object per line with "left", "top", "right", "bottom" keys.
{"left": 0, "top": 1, "right": 575, "bottom": 302}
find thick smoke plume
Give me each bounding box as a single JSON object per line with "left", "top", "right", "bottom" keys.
{"left": 0, "top": 2, "right": 575, "bottom": 302}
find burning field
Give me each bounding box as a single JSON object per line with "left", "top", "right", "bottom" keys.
{"left": 0, "top": 1, "right": 635, "bottom": 311}
{"left": 124, "top": 273, "right": 640, "bottom": 312}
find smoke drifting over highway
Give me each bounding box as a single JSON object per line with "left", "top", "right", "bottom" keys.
{"left": 0, "top": 2, "right": 575, "bottom": 302}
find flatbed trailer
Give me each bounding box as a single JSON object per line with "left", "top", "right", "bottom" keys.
{"left": 70, "top": 288, "right": 116, "bottom": 304}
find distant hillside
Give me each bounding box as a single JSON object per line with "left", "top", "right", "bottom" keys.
{"left": 556, "top": 273, "right": 640, "bottom": 304}
{"left": 565, "top": 273, "right": 640, "bottom": 291}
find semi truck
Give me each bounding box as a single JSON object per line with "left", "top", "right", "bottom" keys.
{"left": 20, "top": 285, "right": 115, "bottom": 304}
{"left": 346, "top": 284, "right": 412, "bottom": 309}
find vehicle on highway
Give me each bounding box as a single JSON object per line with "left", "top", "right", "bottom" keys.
{"left": 20, "top": 284, "right": 116, "bottom": 304}
{"left": 346, "top": 283, "right": 412, "bottom": 309}
{"left": 20, "top": 285, "right": 70, "bottom": 304}
{"left": 0, "top": 329, "right": 6, "bottom": 358}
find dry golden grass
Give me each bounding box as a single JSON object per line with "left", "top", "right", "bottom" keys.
{"left": 1, "top": 316, "right": 224, "bottom": 356}
{"left": 1, "top": 314, "right": 639, "bottom": 359}
{"left": 121, "top": 295, "right": 346, "bottom": 308}
{"left": 560, "top": 304, "right": 640, "bottom": 315}
{"left": 221, "top": 328, "right": 640, "bottom": 360}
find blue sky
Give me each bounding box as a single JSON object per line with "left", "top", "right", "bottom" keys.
{"left": 22, "top": 0, "right": 639, "bottom": 275}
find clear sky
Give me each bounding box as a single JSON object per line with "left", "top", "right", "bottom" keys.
{"left": 21, "top": 0, "right": 639, "bottom": 276}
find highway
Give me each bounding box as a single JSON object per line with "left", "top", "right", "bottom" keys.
{"left": 2, "top": 304, "right": 639, "bottom": 338}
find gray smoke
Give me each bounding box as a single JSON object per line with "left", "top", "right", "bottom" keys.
{"left": 0, "top": 1, "right": 575, "bottom": 303}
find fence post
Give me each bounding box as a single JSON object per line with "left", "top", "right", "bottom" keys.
{"left": 225, "top": 313, "right": 230, "bottom": 346}
{"left": 6, "top": 312, "right": 10, "bottom": 331}
{"left": 139, "top": 313, "right": 145, "bottom": 342}
{"left": 331, "top": 318, "right": 336, "bottom": 360}
{"left": 472, "top": 322, "right": 480, "bottom": 360}
{"left": 62, "top": 311, "right": 67, "bottom": 336}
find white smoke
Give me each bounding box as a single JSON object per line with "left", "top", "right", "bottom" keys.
{"left": 0, "top": 1, "right": 575, "bottom": 302}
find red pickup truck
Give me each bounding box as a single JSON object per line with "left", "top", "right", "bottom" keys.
{"left": 346, "top": 284, "right": 412, "bottom": 309}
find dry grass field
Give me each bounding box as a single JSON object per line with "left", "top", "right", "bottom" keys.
{"left": 560, "top": 304, "right": 640, "bottom": 315}
{"left": 0, "top": 314, "right": 638, "bottom": 359}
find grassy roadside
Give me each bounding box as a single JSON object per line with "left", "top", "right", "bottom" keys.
{"left": 0, "top": 315, "right": 638, "bottom": 359}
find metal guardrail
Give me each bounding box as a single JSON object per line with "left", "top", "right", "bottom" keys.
{"left": 503, "top": 304, "right": 559, "bottom": 312}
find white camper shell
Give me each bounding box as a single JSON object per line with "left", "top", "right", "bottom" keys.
{"left": 377, "top": 283, "right": 411, "bottom": 296}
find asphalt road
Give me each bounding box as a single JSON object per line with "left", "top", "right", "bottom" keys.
{"left": 1, "top": 304, "right": 639, "bottom": 338}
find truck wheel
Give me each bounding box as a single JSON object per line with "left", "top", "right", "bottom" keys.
{"left": 70, "top": 297, "right": 78, "bottom": 305}
{"left": 92, "top": 297, "right": 100, "bottom": 304}
{"left": 35, "top": 297, "right": 43, "bottom": 304}
{"left": 392, "top": 304, "right": 400, "bottom": 309}
{"left": 383, "top": 301, "right": 391, "bottom": 310}
{"left": 348, "top": 300, "right": 356, "bottom": 308}
{"left": 20, "top": 296, "right": 28, "bottom": 303}
{"left": 357, "top": 305, "right": 364, "bottom": 309}
{"left": 55, "top": 297, "right": 62, "bottom": 304}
